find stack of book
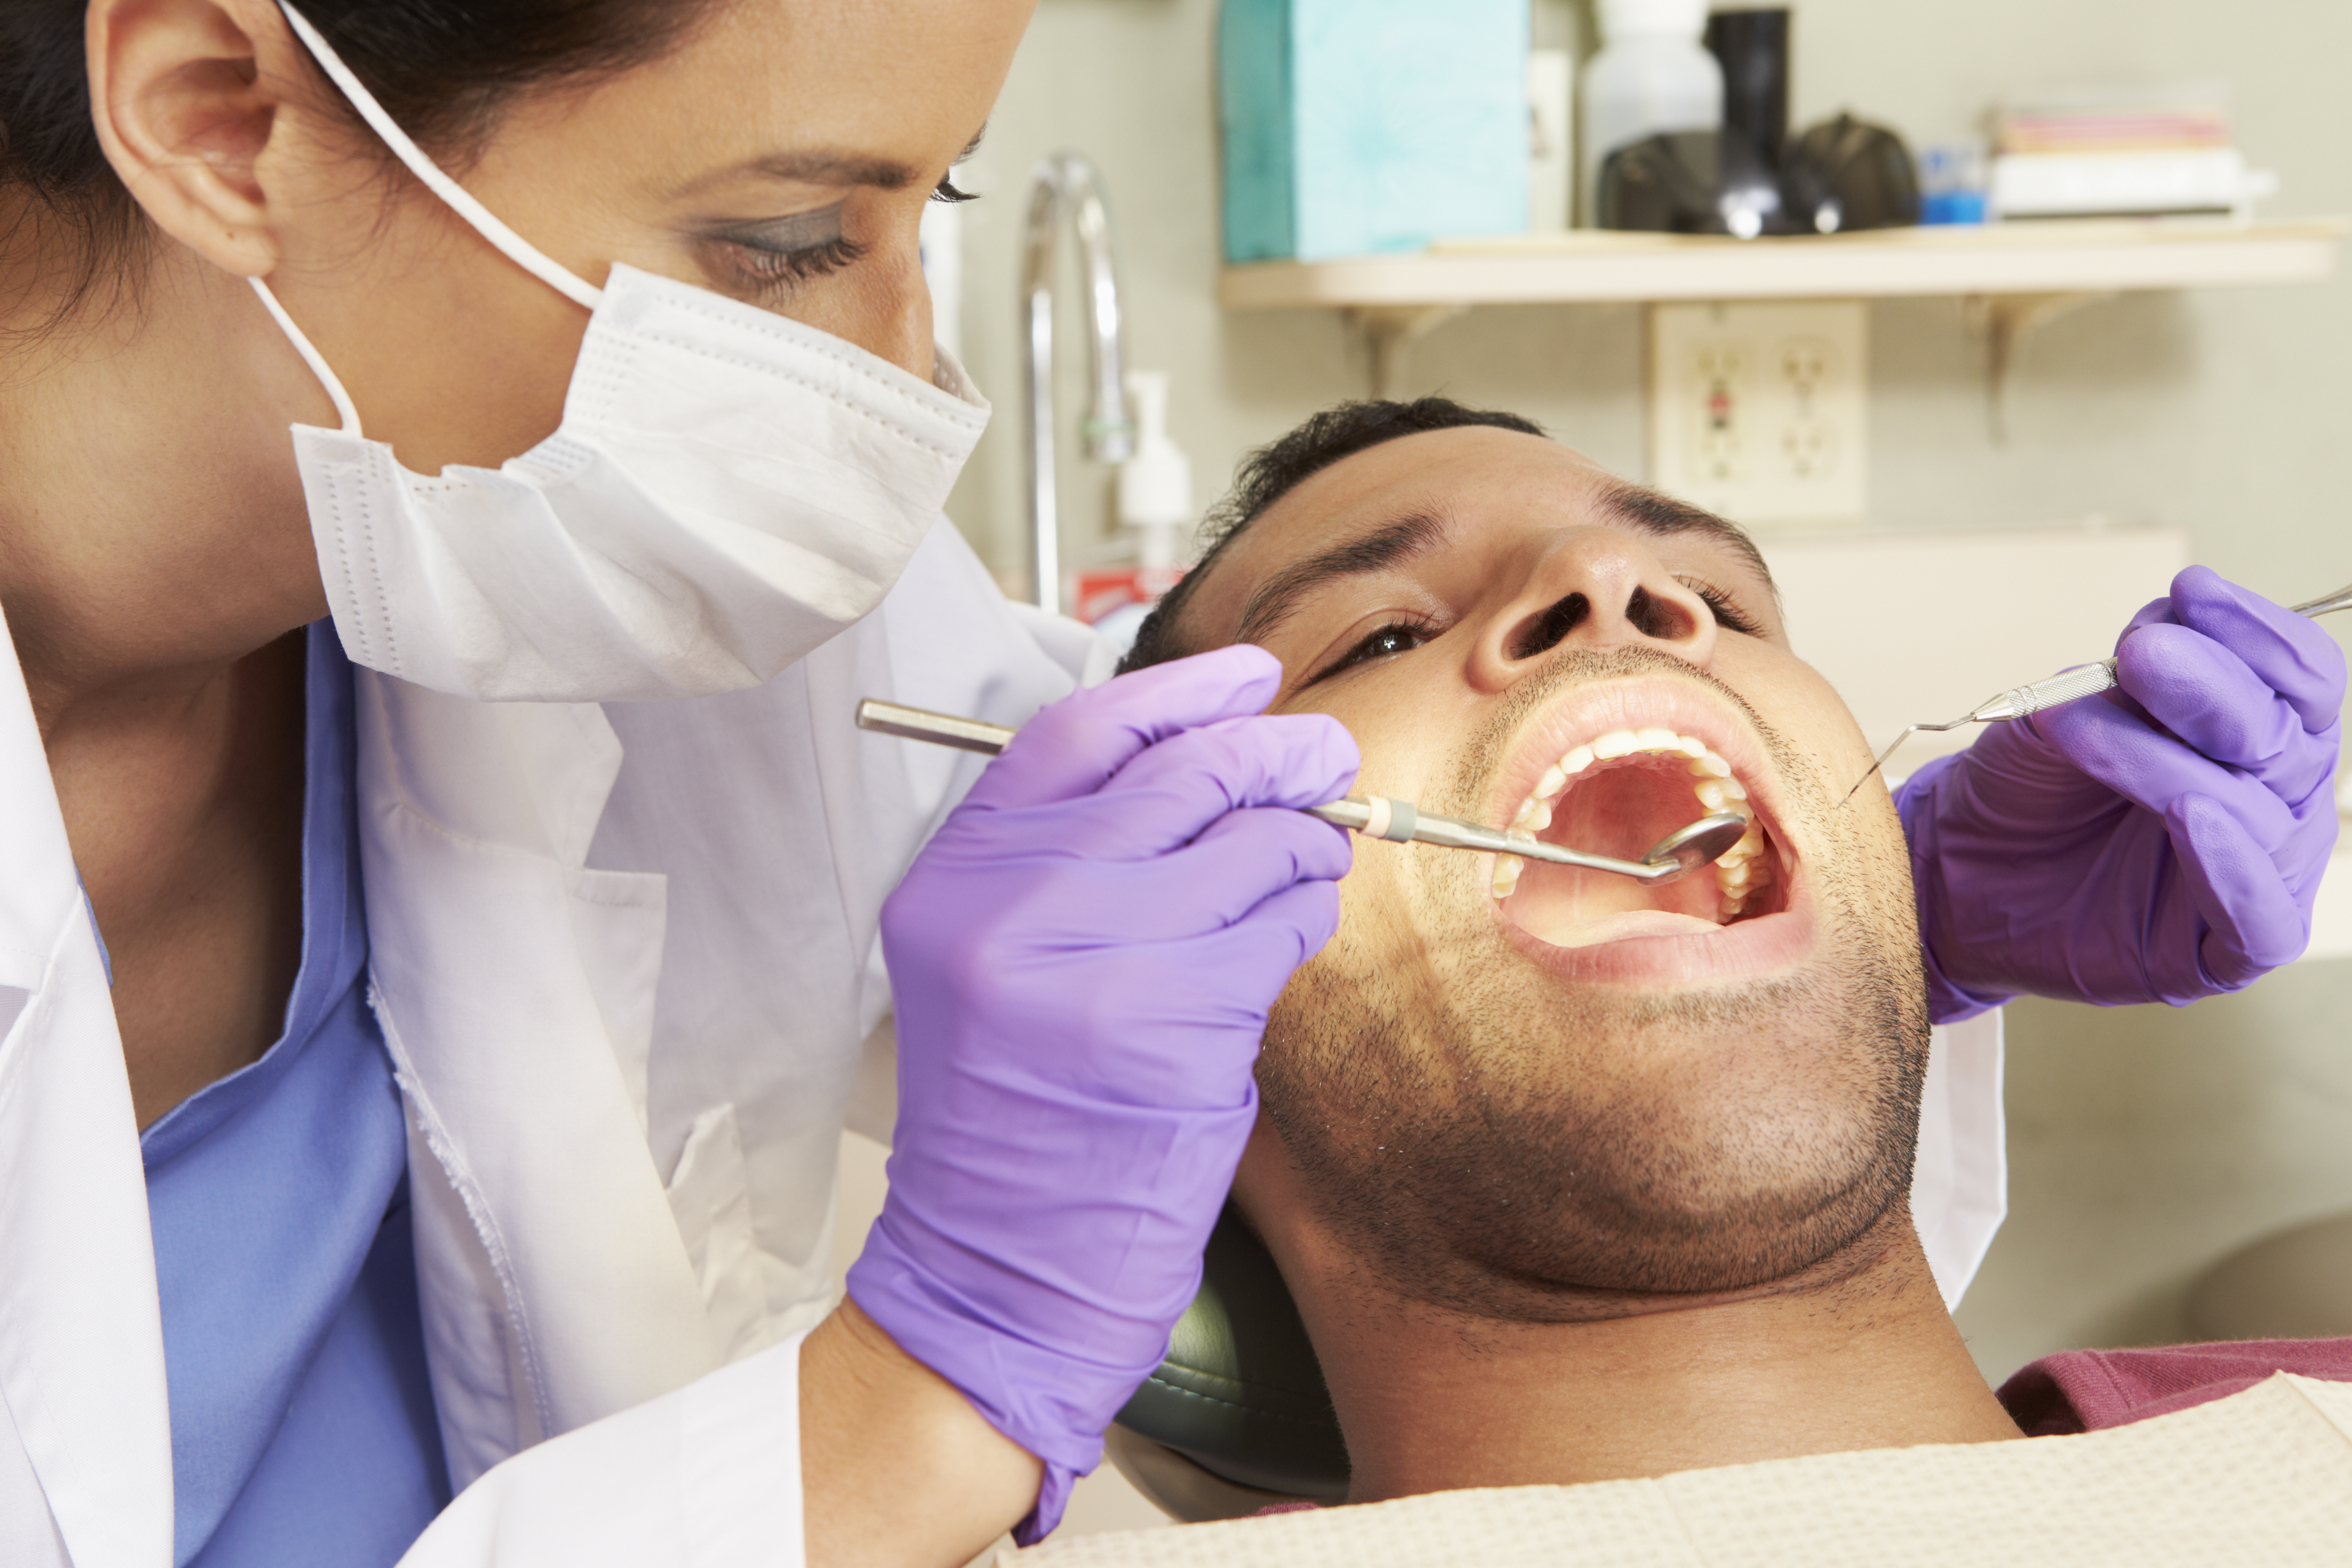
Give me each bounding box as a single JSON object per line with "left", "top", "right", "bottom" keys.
{"left": 1988, "top": 83, "right": 2275, "bottom": 221}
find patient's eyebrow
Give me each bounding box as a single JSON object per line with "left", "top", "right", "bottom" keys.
{"left": 1235, "top": 510, "right": 1452, "bottom": 647}
{"left": 1595, "top": 484, "right": 1781, "bottom": 608}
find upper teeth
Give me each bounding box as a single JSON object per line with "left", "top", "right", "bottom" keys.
{"left": 1490, "top": 728, "right": 1773, "bottom": 917}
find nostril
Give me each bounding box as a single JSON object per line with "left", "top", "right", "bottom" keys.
{"left": 1511, "top": 593, "right": 1589, "bottom": 660}
{"left": 1626, "top": 586, "right": 1698, "bottom": 642}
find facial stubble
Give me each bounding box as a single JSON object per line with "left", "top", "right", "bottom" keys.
{"left": 1254, "top": 651, "right": 1931, "bottom": 1323}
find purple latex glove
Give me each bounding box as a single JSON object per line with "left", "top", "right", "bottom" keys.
{"left": 846, "top": 644, "right": 1357, "bottom": 1542}
{"left": 1899, "top": 566, "right": 2343, "bottom": 1017}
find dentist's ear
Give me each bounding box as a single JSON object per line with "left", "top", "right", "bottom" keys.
{"left": 84, "top": 0, "right": 331, "bottom": 277}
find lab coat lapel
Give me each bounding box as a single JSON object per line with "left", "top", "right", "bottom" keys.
{"left": 352, "top": 673, "right": 713, "bottom": 1490}
{"left": 0, "top": 614, "right": 173, "bottom": 1568}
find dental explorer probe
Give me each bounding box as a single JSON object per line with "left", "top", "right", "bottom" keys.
{"left": 1842, "top": 579, "right": 2352, "bottom": 804}
{"left": 856, "top": 699, "right": 1751, "bottom": 887}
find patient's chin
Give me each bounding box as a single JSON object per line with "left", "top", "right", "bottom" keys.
{"left": 1258, "top": 885, "right": 1929, "bottom": 1319}
{"left": 1376, "top": 1015, "right": 1912, "bottom": 1311}
{"left": 1413, "top": 1058, "right": 1916, "bottom": 1309}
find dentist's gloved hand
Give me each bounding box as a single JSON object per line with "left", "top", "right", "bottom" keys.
{"left": 847, "top": 645, "right": 1357, "bottom": 1543}
{"left": 1899, "top": 566, "right": 2343, "bottom": 1017}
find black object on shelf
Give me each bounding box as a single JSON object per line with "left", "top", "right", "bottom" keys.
{"left": 1705, "top": 7, "right": 1791, "bottom": 170}
{"left": 1598, "top": 130, "right": 1791, "bottom": 238}
{"left": 1781, "top": 113, "right": 1922, "bottom": 233}
{"left": 1600, "top": 0, "right": 1920, "bottom": 240}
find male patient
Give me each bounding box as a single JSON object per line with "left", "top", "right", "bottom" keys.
{"left": 1056, "top": 400, "right": 2352, "bottom": 1545}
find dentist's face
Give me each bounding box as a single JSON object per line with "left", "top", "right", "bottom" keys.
{"left": 261, "top": 0, "right": 1032, "bottom": 471}
{"left": 1181, "top": 427, "right": 1931, "bottom": 1319}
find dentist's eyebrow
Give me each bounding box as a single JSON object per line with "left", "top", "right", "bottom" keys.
{"left": 682, "top": 123, "right": 989, "bottom": 200}
{"left": 1235, "top": 510, "right": 1452, "bottom": 647}
{"left": 673, "top": 149, "right": 920, "bottom": 198}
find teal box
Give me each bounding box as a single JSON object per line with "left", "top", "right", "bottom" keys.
{"left": 1220, "top": 0, "right": 1530, "bottom": 263}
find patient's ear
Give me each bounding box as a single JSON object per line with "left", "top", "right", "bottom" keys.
{"left": 86, "top": 0, "right": 338, "bottom": 277}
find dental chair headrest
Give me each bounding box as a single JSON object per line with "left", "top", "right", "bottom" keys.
{"left": 1111, "top": 1205, "right": 1349, "bottom": 1515}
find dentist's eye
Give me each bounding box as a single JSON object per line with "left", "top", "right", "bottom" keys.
{"left": 936, "top": 127, "right": 985, "bottom": 203}
{"left": 708, "top": 206, "right": 867, "bottom": 295}
{"left": 737, "top": 234, "right": 869, "bottom": 290}
{"left": 1307, "top": 618, "right": 1438, "bottom": 686}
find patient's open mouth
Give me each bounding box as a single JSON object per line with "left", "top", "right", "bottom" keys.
{"left": 1491, "top": 723, "right": 1790, "bottom": 951}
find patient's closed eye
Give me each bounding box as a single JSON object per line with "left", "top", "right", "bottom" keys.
{"left": 1682, "top": 580, "right": 1766, "bottom": 637}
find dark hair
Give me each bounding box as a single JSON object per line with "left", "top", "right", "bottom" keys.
{"left": 1118, "top": 398, "right": 1546, "bottom": 673}
{"left": 1, "top": 0, "right": 716, "bottom": 317}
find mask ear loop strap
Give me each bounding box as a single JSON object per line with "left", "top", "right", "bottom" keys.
{"left": 248, "top": 276, "right": 362, "bottom": 436}
{"left": 273, "top": 1, "right": 606, "bottom": 313}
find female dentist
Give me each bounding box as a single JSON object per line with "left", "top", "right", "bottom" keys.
{"left": 2, "top": 4, "right": 1305, "bottom": 1567}
{"left": 0, "top": 2, "right": 2338, "bottom": 1568}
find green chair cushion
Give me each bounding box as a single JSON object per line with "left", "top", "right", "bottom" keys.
{"left": 1112, "top": 1204, "right": 1350, "bottom": 1500}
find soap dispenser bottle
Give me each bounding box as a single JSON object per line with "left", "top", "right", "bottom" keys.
{"left": 1077, "top": 370, "right": 1193, "bottom": 644}
{"left": 1580, "top": 0, "right": 1725, "bottom": 222}
{"left": 1117, "top": 370, "right": 1192, "bottom": 583}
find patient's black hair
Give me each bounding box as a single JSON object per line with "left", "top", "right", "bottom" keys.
{"left": 1117, "top": 398, "right": 1544, "bottom": 674}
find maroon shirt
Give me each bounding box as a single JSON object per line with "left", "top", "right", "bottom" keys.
{"left": 1251, "top": 1337, "right": 2352, "bottom": 1518}
{"left": 1997, "top": 1337, "right": 2352, "bottom": 1436}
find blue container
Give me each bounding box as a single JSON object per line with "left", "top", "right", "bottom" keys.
{"left": 1220, "top": 0, "right": 1531, "bottom": 263}
{"left": 1918, "top": 145, "right": 1989, "bottom": 227}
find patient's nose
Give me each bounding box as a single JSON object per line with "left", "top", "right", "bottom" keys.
{"left": 1473, "top": 529, "right": 1717, "bottom": 688}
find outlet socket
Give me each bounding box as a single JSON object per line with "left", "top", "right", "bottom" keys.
{"left": 1647, "top": 301, "right": 1868, "bottom": 527}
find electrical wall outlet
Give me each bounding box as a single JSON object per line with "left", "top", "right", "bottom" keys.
{"left": 1646, "top": 301, "right": 1868, "bottom": 527}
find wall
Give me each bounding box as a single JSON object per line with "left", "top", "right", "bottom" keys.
{"left": 1965, "top": 974, "right": 2352, "bottom": 1382}
{"left": 949, "top": 0, "right": 2352, "bottom": 605}
{"left": 936, "top": 0, "right": 2352, "bottom": 1485}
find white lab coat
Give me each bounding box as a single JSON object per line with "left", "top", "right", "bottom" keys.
{"left": 0, "top": 517, "right": 2005, "bottom": 1567}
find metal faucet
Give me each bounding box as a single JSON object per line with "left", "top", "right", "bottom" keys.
{"left": 1020, "top": 153, "right": 1134, "bottom": 613}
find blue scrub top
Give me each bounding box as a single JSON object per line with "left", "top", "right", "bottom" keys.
{"left": 135, "top": 623, "right": 450, "bottom": 1567}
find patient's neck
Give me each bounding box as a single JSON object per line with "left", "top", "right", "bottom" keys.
{"left": 1241, "top": 1147, "right": 2021, "bottom": 1504}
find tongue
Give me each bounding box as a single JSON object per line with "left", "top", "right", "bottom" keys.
{"left": 1518, "top": 907, "right": 1723, "bottom": 950}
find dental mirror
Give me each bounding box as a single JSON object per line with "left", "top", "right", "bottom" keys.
{"left": 1637, "top": 812, "right": 1752, "bottom": 886}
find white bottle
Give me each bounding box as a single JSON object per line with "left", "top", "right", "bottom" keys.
{"left": 1580, "top": 0, "right": 1725, "bottom": 224}
{"left": 1528, "top": 49, "right": 1576, "bottom": 234}
{"left": 1117, "top": 370, "right": 1192, "bottom": 574}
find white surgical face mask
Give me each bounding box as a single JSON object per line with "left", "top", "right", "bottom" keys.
{"left": 255, "top": 2, "right": 989, "bottom": 702}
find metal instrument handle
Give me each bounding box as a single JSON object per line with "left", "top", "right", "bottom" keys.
{"left": 854, "top": 700, "right": 1718, "bottom": 883}
{"left": 1974, "top": 658, "right": 2120, "bottom": 723}
{"left": 2292, "top": 582, "right": 2352, "bottom": 619}
{"left": 856, "top": 700, "right": 1017, "bottom": 756}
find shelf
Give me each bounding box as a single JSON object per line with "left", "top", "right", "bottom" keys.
{"left": 1220, "top": 217, "right": 2346, "bottom": 311}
